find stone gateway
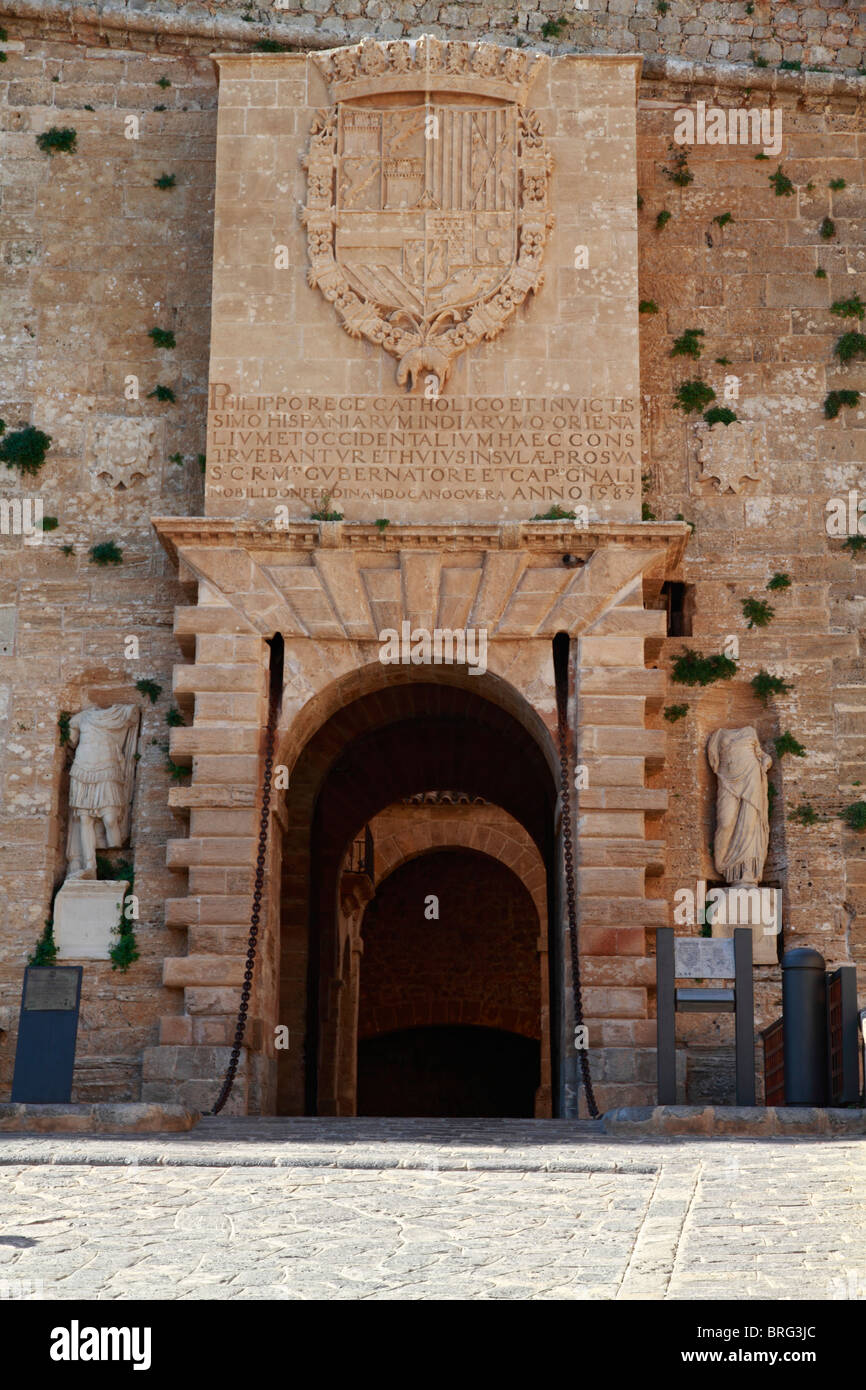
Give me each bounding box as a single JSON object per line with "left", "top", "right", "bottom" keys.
{"left": 0, "top": 4, "right": 864, "bottom": 1123}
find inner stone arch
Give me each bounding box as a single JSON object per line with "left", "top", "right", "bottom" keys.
{"left": 355, "top": 847, "right": 545, "bottom": 1119}
{"left": 274, "top": 674, "right": 558, "bottom": 1116}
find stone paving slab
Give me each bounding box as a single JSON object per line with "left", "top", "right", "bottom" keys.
{"left": 0, "top": 1120, "right": 864, "bottom": 1299}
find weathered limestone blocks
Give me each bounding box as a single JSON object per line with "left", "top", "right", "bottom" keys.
{"left": 54, "top": 880, "right": 128, "bottom": 961}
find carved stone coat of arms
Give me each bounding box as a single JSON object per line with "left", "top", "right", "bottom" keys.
{"left": 302, "top": 38, "right": 553, "bottom": 391}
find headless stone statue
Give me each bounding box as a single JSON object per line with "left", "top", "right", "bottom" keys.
{"left": 65, "top": 704, "right": 140, "bottom": 880}
{"left": 707, "top": 726, "right": 772, "bottom": 885}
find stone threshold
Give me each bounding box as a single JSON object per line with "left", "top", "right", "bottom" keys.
{"left": 0, "top": 1103, "right": 200, "bottom": 1134}
{"left": 1, "top": 1109, "right": 863, "bottom": 1154}
{"left": 602, "top": 1106, "right": 866, "bottom": 1137}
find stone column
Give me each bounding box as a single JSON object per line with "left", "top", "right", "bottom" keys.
{"left": 332, "top": 872, "right": 374, "bottom": 1117}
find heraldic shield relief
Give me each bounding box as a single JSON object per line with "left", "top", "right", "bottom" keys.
{"left": 302, "top": 38, "right": 553, "bottom": 391}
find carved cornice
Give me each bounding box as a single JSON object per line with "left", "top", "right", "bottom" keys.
{"left": 314, "top": 37, "right": 545, "bottom": 104}
{"left": 153, "top": 516, "right": 688, "bottom": 564}
{"left": 152, "top": 515, "right": 687, "bottom": 641}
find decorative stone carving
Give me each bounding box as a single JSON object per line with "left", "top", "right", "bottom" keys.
{"left": 64, "top": 704, "right": 140, "bottom": 881}
{"left": 303, "top": 38, "right": 553, "bottom": 390}
{"left": 403, "top": 790, "right": 487, "bottom": 805}
{"left": 88, "top": 417, "right": 158, "bottom": 491}
{"left": 707, "top": 727, "right": 772, "bottom": 886}
{"left": 695, "top": 421, "right": 765, "bottom": 494}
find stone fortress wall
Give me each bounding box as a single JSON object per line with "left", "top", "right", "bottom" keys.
{"left": 0, "top": 0, "right": 864, "bottom": 1105}
{"left": 9, "top": 0, "right": 866, "bottom": 73}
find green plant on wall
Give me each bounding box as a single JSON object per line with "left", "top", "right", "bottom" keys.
{"left": 751, "top": 670, "right": 793, "bottom": 705}
{"left": 135, "top": 679, "right": 162, "bottom": 704}
{"left": 742, "top": 596, "right": 774, "bottom": 628}
{"left": 703, "top": 405, "right": 737, "bottom": 426}
{"left": 674, "top": 379, "right": 716, "bottom": 413}
{"left": 664, "top": 704, "right": 689, "bottom": 722}
{"left": 540, "top": 16, "right": 568, "bottom": 39}
{"left": 789, "top": 804, "right": 821, "bottom": 826}
{"left": 834, "top": 332, "right": 866, "bottom": 364}
{"left": 663, "top": 143, "right": 693, "bottom": 187}
{"left": 768, "top": 166, "right": 794, "bottom": 196}
{"left": 102, "top": 860, "right": 138, "bottom": 971}
{"left": 842, "top": 801, "right": 866, "bottom": 831}
{"left": 824, "top": 389, "right": 860, "bottom": 419}
{"left": 672, "top": 648, "right": 738, "bottom": 686}
{"left": 89, "top": 541, "right": 123, "bottom": 565}
{"left": 671, "top": 328, "right": 705, "bottom": 360}
{"left": 531, "top": 505, "right": 576, "bottom": 520}
{"left": 148, "top": 327, "right": 176, "bottom": 349}
{"left": 656, "top": 209, "right": 672, "bottom": 231}
{"left": 767, "top": 572, "right": 791, "bottom": 591}
{"left": 774, "top": 730, "right": 806, "bottom": 759}
{"left": 830, "top": 297, "right": 865, "bottom": 321}
{"left": 765, "top": 775, "right": 782, "bottom": 821}
{"left": 0, "top": 424, "right": 52, "bottom": 477}
{"left": 36, "top": 127, "right": 77, "bottom": 155}
{"left": 29, "top": 919, "right": 57, "bottom": 967}
{"left": 58, "top": 711, "right": 72, "bottom": 745}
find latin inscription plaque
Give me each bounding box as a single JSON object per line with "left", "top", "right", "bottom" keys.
{"left": 206, "top": 387, "right": 639, "bottom": 522}
{"left": 23, "top": 967, "right": 80, "bottom": 1012}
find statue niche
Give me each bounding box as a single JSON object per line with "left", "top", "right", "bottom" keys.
{"left": 64, "top": 704, "right": 140, "bottom": 881}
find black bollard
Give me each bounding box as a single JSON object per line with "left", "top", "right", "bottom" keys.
{"left": 782, "top": 947, "right": 828, "bottom": 1106}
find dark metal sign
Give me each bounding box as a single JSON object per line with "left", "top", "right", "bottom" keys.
{"left": 11, "top": 966, "right": 83, "bottom": 1104}
{"left": 23, "top": 967, "right": 80, "bottom": 1013}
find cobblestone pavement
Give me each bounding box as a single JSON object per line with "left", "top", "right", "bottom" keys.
{"left": 0, "top": 1119, "right": 863, "bottom": 1300}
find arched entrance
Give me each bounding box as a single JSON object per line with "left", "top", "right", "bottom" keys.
{"left": 275, "top": 672, "right": 559, "bottom": 1117}
{"left": 356, "top": 848, "right": 543, "bottom": 1117}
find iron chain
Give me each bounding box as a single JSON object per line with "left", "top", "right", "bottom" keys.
{"left": 211, "top": 681, "right": 280, "bottom": 1116}
{"left": 557, "top": 701, "right": 600, "bottom": 1119}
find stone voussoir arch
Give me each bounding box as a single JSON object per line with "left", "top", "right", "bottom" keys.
{"left": 363, "top": 804, "right": 548, "bottom": 930}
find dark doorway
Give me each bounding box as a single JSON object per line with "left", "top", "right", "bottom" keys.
{"left": 275, "top": 675, "right": 559, "bottom": 1116}
{"left": 358, "top": 1025, "right": 540, "bottom": 1117}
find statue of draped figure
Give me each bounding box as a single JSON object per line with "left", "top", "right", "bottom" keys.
{"left": 707, "top": 726, "right": 772, "bottom": 886}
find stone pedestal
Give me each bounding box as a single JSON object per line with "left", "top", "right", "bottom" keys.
{"left": 708, "top": 886, "right": 780, "bottom": 966}
{"left": 53, "top": 880, "right": 128, "bottom": 961}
